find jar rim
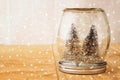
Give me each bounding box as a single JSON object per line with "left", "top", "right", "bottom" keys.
{"left": 63, "top": 8, "right": 104, "bottom": 13}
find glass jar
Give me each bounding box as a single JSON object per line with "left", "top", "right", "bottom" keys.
{"left": 53, "top": 8, "right": 110, "bottom": 75}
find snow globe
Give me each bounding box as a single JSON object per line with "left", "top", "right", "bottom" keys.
{"left": 53, "top": 8, "right": 110, "bottom": 74}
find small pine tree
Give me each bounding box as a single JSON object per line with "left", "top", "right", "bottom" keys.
{"left": 82, "top": 25, "right": 99, "bottom": 56}
{"left": 63, "top": 24, "right": 82, "bottom": 61}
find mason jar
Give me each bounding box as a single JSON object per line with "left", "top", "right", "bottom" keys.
{"left": 53, "top": 8, "right": 110, "bottom": 75}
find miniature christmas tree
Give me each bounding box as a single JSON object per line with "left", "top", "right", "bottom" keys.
{"left": 82, "top": 25, "right": 99, "bottom": 56}
{"left": 63, "top": 24, "right": 82, "bottom": 61}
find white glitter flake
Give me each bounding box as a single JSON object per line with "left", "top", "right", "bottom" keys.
{"left": 113, "top": 61, "right": 117, "bottom": 64}
{"left": 40, "top": 68, "right": 44, "bottom": 71}
{"left": 90, "top": 76, "right": 94, "bottom": 80}
{"left": 20, "top": 72, "right": 24, "bottom": 75}
{"left": 30, "top": 73, "right": 34, "bottom": 76}
{"left": 30, "top": 64, "right": 33, "bottom": 67}
{"left": 111, "top": 68, "right": 114, "bottom": 72}
{"left": 82, "top": 75, "right": 86, "bottom": 78}
{"left": 23, "top": 25, "right": 27, "bottom": 29}
{"left": 0, "top": 64, "right": 4, "bottom": 68}
{"left": 107, "top": 71, "right": 111, "bottom": 75}
{"left": 8, "top": 56, "right": 12, "bottom": 58}
{"left": 61, "top": 78, "right": 65, "bottom": 80}
{"left": 44, "top": 72, "right": 48, "bottom": 75}
{"left": 45, "top": 13, "right": 48, "bottom": 16}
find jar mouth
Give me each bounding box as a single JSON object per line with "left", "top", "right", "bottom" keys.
{"left": 64, "top": 8, "right": 104, "bottom": 13}
{"left": 59, "top": 61, "right": 107, "bottom": 74}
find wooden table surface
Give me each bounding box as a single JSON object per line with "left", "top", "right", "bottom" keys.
{"left": 0, "top": 43, "right": 120, "bottom": 80}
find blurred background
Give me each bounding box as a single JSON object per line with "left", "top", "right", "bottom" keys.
{"left": 0, "top": 0, "right": 119, "bottom": 44}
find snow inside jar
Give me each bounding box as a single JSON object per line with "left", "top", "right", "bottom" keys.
{"left": 53, "top": 8, "right": 110, "bottom": 74}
